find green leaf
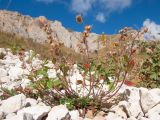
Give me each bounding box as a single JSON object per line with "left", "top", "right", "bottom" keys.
{"left": 52, "top": 58, "right": 57, "bottom": 64}
{"left": 52, "top": 80, "right": 63, "bottom": 88}
{"left": 36, "top": 67, "right": 49, "bottom": 78}
{"left": 46, "top": 79, "right": 54, "bottom": 89}
{"left": 150, "top": 73, "right": 158, "bottom": 80}
{"left": 108, "top": 82, "right": 116, "bottom": 91}
{"left": 123, "top": 55, "right": 129, "bottom": 63}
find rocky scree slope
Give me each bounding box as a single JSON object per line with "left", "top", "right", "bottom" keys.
{"left": 0, "top": 48, "right": 160, "bottom": 120}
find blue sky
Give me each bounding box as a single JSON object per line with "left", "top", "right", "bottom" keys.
{"left": 0, "top": 0, "right": 160, "bottom": 35}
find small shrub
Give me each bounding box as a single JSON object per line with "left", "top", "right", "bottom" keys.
{"left": 0, "top": 16, "right": 148, "bottom": 117}
{"left": 19, "top": 16, "right": 142, "bottom": 117}
{"left": 137, "top": 41, "right": 160, "bottom": 88}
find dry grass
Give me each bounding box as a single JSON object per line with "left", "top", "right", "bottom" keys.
{"left": 0, "top": 31, "right": 82, "bottom": 61}
{"left": 1, "top": 30, "right": 159, "bottom": 84}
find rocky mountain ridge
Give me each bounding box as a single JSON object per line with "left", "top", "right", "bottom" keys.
{"left": 0, "top": 10, "right": 101, "bottom": 52}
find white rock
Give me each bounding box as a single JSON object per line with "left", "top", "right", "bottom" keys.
{"left": 117, "top": 87, "right": 144, "bottom": 118}
{"left": 46, "top": 105, "right": 69, "bottom": 120}
{"left": 0, "top": 68, "right": 7, "bottom": 78}
{"left": 4, "top": 113, "right": 33, "bottom": 120}
{"left": 110, "top": 104, "right": 127, "bottom": 119}
{"left": 0, "top": 94, "right": 26, "bottom": 114}
{"left": 21, "top": 78, "right": 31, "bottom": 88}
{"left": 83, "top": 118, "right": 92, "bottom": 120}
{"left": 0, "top": 76, "right": 10, "bottom": 83}
{"left": 38, "top": 102, "right": 46, "bottom": 106}
{"left": 69, "top": 70, "right": 83, "bottom": 84}
{"left": 146, "top": 104, "right": 160, "bottom": 120}
{"left": 24, "top": 50, "right": 37, "bottom": 62}
{"left": 124, "top": 87, "right": 140, "bottom": 101}
{"left": 69, "top": 110, "right": 80, "bottom": 120}
{"left": 8, "top": 67, "right": 24, "bottom": 80}
{"left": 140, "top": 88, "right": 160, "bottom": 113}
{"left": 0, "top": 110, "right": 4, "bottom": 120}
{"left": 31, "top": 58, "right": 43, "bottom": 69}
{"left": 47, "top": 69, "right": 56, "bottom": 78}
{"left": 147, "top": 114, "right": 160, "bottom": 120}
{"left": 25, "top": 98, "right": 38, "bottom": 107}
{"left": 127, "top": 116, "right": 138, "bottom": 120}
{"left": 17, "top": 105, "right": 51, "bottom": 120}
{"left": 5, "top": 113, "right": 16, "bottom": 119}
{"left": 0, "top": 48, "right": 6, "bottom": 55}
{"left": 105, "top": 112, "right": 125, "bottom": 120}
{"left": 138, "top": 117, "right": 150, "bottom": 120}
{"left": 5, "top": 81, "right": 25, "bottom": 90}
{"left": 93, "top": 116, "right": 106, "bottom": 120}
{"left": 85, "top": 110, "right": 94, "bottom": 119}
{"left": 44, "top": 61, "right": 54, "bottom": 68}
{"left": 3, "top": 54, "right": 21, "bottom": 65}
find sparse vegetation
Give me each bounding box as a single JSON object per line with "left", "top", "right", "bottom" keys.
{"left": 0, "top": 15, "right": 160, "bottom": 118}
{"left": 9, "top": 16, "right": 141, "bottom": 117}
{"left": 137, "top": 41, "right": 160, "bottom": 88}
{"left": 0, "top": 31, "right": 82, "bottom": 61}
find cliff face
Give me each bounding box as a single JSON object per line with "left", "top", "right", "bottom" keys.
{"left": 0, "top": 10, "right": 100, "bottom": 52}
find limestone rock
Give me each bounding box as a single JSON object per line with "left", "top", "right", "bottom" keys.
{"left": 8, "top": 67, "right": 24, "bottom": 80}
{"left": 0, "top": 48, "right": 7, "bottom": 55}
{"left": 93, "top": 115, "right": 106, "bottom": 120}
{"left": 0, "top": 110, "right": 4, "bottom": 120}
{"left": 25, "top": 98, "right": 38, "bottom": 107}
{"left": 138, "top": 117, "right": 150, "bottom": 120}
{"left": 127, "top": 117, "right": 138, "bottom": 120}
{"left": 0, "top": 76, "right": 10, "bottom": 83}
{"left": 69, "top": 110, "right": 80, "bottom": 120}
{"left": 4, "top": 113, "right": 33, "bottom": 120}
{"left": 120, "top": 87, "right": 144, "bottom": 117}
{"left": 17, "top": 105, "right": 51, "bottom": 120}
{"left": 0, "top": 94, "right": 26, "bottom": 115}
{"left": 85, "top": 110, "right": 94, "bottom": 119}
{"left": 105, "top": 112, "right": 125, "bottom": 120}
{"left": 146, "top": 104, "right": 160, "bottom": 120}
{"left": 47, "top": 69, "right": 57, "bottom": 79}
{"left": 0, "top": 68, "right": 7, "bottom": 78}
{"left": 140, "top": 88, "right": 160, "bottom": 113}
{"left": 46, "top": 105, "right": 69, "bottom": 120}
{"left": 5, "top": 113, "right": 16, "bottom": 119}
{"left": 110, "top": 103, "right": 127, "bottom": 119}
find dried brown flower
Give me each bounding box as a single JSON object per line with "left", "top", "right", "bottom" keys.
{"left": 143, "top": 27, "right": 148, "bottom": 33}
{"left": 38, "top": 16, "right": 47, "bottom": 25}
{"left": 76, "top": 14, "right": 83, "bottom": 24}
{"left": 112, "top": 42, "right": 119, "bottom": 47}
{"left": 85, "top": 25, "right": 92, "bottom": 32}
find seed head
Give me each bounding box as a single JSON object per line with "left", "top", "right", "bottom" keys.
{"left": 76, "top": 14, "right": 83, "bottom": 24}
{"left": 38, "top": 16, "right": 47, "bottom": 25}
{"left": 143, "top": 27, "right": 148, "bottom": 33}
{"left": 85, "top": 25, "right": 92, "bottom": 32}
{"left": 112, "top": 42, "right": 119, "bottom": 47}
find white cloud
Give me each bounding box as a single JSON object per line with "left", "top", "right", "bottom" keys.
{"left": 36, "top": 0, "right": 55, "bottom": 3}
{"left": 37, "top": 0, "right": 133, "bottom": 23}
{"left": 101, "top": 0, "right": 132, "bottom": 12}
{"left": 96, "top": 13, "right": 106, "bottom": 23}
{"left": 71, "top": 0, "right": 95, "bottom": 14}
{"left": 71, "top": 0, "right": 133, "bottom": 23}
{"left": 143, "top": 19, "right": 160, "bottom": 40}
